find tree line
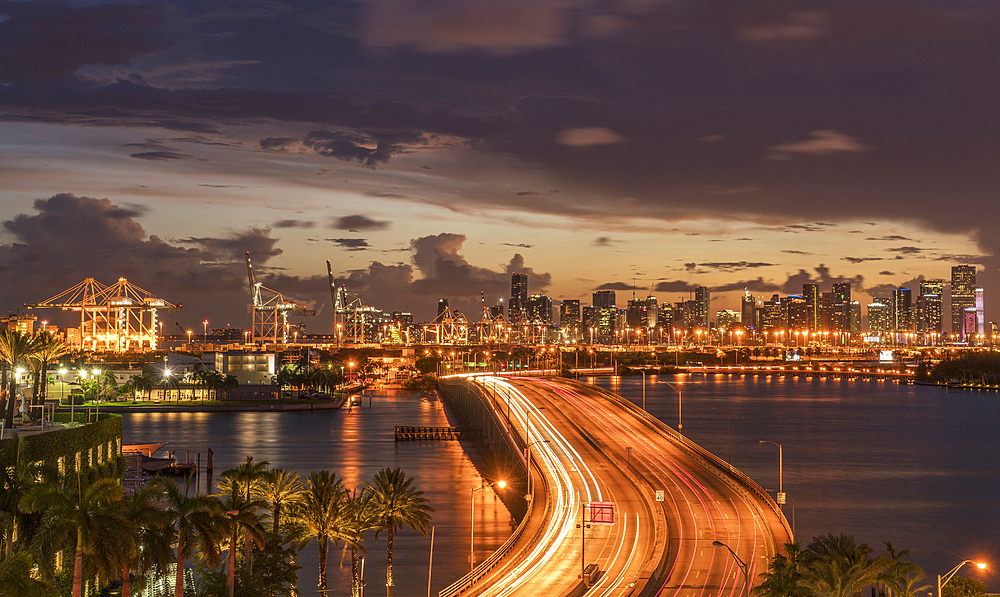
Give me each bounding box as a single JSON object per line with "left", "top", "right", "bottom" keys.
{"left": 0, "top": 451, "right": 433, "bottom": 597}
{"left": 755, "top": 535, "right": 986, "bottom": 597}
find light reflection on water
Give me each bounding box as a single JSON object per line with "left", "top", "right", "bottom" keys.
{"left": 594, "top": 374, "right": 1000, "bottom": 590}
{"left": 122, "top": 390, "right": 512, "bottom": 597}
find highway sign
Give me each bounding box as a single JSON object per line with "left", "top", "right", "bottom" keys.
{"left": 589, "top": 501, "right": 615, "bottom": 525}
{"left": 655, "top": 490, "right": 664, "bottom": 502}
{"left": 777, "top": 492, "right": 786, "bottom": 504}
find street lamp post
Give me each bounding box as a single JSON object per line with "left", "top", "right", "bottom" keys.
{"left": 525, "top": 439, "right": 550, "bottom": 496}
{"left": 938, "top": 561, "right": 987, "bottom": 597}
{"left": 712, "top": 540, "right": 749, "bottom": 596}
{"left": 641, "top": 369, "right": 646, "bottom": 411}
{"left": 759, "top": 440, "right": 784, "bottom": 507}
{"left": 471, "top": 480, "right": 506, "bottom": 578}
{"left": 92, "top": 368, "right": 102, "bottom": 422}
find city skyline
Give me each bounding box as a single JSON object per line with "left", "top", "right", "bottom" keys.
{"left": 1, "top": 1, "right": 999, "bottom": 330}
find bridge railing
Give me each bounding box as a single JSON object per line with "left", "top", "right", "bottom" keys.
{"left": 577, "top": 380, "right": 795, "bottom": 544}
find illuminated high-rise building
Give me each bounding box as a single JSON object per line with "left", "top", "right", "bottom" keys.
{"left": 803, "top": 283, "right": 820, "bottom": 330}
{"left": 560, "top": 300, "right": 580, "bottom": 328}
{"left": 950, "top": 265, "right": 976, "bottom": 334}
{"left": 510, "top": 273, "right": 528, "bottom": 322}
{"left": 976, "top": 288, "right": 984, "bottom": 335}
{"left": 892, "top": 288, "right": 912, "bottom": 332}
{"left": 694, "top": 286, "right": 710, "bottom": 328}
{"left": 849, "top": 301, "right": 862, "bottom": 335}
{"left": 593, "top": 289, "right": 616, "bottom": 309}
{"left": 868, "top": 301, "right": 891, "bottom": 333}
{"left": 437, "top": 298, "right": 449, "bottom": 318}
{"left": 741, "top": 291, "right": 756, "bottom": 332}
{"left": 527, "top": 294, "right": 553, "bottom": 324}
{"left": 917, "top": 279, "right": 944, "bottom": 337}
{"left": 717, "top": 310, "right": 739, "bottom": 333}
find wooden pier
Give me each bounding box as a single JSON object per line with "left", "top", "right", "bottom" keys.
{"left": 394, "top": 426, "right": 465, "bottom": 441}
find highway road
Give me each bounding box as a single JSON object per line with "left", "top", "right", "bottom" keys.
{"left": 457, "top": 375, "right": 792, "bottom": 597}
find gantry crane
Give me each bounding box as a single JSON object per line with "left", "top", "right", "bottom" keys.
{"left": 247, "top": 252, "right": 315, "bottom": 344}
{"left": 326, "top": 260, "right": 385, "bottom": 344}
{"left": 27, "top": 277, "right": 180, "bottom": 352}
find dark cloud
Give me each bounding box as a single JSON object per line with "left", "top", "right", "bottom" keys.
{"left": 879, "top": 270, "right": 894, "bottom": 276}
{"left": 887, "top": 246, "right": 926, "bottom": 255}
{"left": 329, "top": 238, "right": 370, "bottom": 251}
{"left": 843, "top": 256, "right": 884, "bottom": 264}
{"left": 780, "top": 264, "right": 865, "bottom": 296}
{"left": 501, "top": 243, "right": 533, "bottom": 248}
{"left": 129, "top": 150, "right": 192, "bottom": 161}
{"left": 782, "top": 250, "right": 812, "bottom": 255}
{"left": 332, "top": 215, "right": 389, "bottom": 231}
{"left": 179, "top": 228, "right": 282, "bottom": 262}
{"left": 0, "top": 2, "right": 172, "bottom": 82}
{"left": 595, "top": 282, "right": 633, "bottom": 291}
{"left": 712, "top": 278, "right": 781, "bottom": 293}
{"left": 593, "top": 237, "right": 616, "bottom": 246}
{"left": 303, "top": 130, "right": 423, "bottom": 168}
{"left": 339, "top": 233, "right": 550, "bottom": 319}
{"left": 698, "top": 261, "right": 774, "bottom": 271}
{"left": 274, "top": 220, "right": 315, "bottom": 229}
{"left": 654, "top": 280, "right": 695, "bottom": 293}
{"left": 866, "top": 235, "right": 914, "bottom": 242}
{"left": 260, "top": 137, "right": 298, "bottom": 151}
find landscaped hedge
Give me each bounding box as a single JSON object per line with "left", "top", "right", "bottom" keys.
{"left": 0, "top": 413, "right": 124, "bottom": 486}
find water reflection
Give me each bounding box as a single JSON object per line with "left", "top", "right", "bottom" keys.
{"left": 123, "top": 389, "right": 511, "bottom": 596}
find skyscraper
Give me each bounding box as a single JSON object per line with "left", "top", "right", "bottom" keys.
{"left": 437, "top": 298, "right": 449, "bottom": 318}
{"left": 976, "top": 288, "right": 985, "bottom": 335}
{"left": 694, "top": 286, "right": 710, "bottom": 328}
{"left": 741, "top": 291, "right": 756, "bottom": 332}
{"left": 917, "top": 279, "right": 944, "bottom": 337}
{"left": 803, "top": 283, "right": 819, "bottom": 330}
{"left": 892, "top": 288, "right": 912, "bottom": 332}
{"left": 951, "top": 265, "right": 976, "bottom": 335}
{"left": 510, "top": 273, "right": 528, "bottom": 322}
{"left": 560, "top": 300, "right": 580, "bottom": 328}
{"left": 527, "top": 294, "right": 553, "bottom": 324}
{"left": 593, "top": 289, "right": 617, "bottom": 309}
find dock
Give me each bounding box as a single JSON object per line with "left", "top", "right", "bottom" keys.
{"left": 394, "top": 426, "right": 465, "bottom": 441}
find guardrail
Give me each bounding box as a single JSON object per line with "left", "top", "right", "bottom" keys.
{"left": 439, "top": 493, "right": 533, "bottom": 597}
{"left": 575, "top": 380, "right": 794, "bottom": 544}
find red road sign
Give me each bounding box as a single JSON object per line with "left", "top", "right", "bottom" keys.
{"left": 589, "top": 501, "right": 615, "bottom": 525}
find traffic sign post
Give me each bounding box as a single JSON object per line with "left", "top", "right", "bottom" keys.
{"left": 655, "top": 490, "right": 664, "bottom": 502}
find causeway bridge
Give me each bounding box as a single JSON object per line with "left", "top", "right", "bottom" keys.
{"left": 438, "top": 375, "right": 792, "bottom": 597}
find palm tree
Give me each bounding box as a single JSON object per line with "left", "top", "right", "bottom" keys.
{"left": 346, "top": 491, "right": 380, "bottom": 597}
{"left": 159, "top": 480, "right": 224, "bottom": 597}
{"left": 879, "top": 543, "right": 926, "bottom": 597}
{"left": 801, "top": 533, "right": 885, "bottom": 597}
{"left": 753, "top": 542, "right": 810, "bottom": 597}
{"left": 259, "top": 468, "right": 304, "bottom": 534}
{"left": 215, "top": 491, "right": 266, "bottom": 597}
{"left": 221, "top": 374, "right": 239, "bottom": 400}
{"left": 130, "top": 372, "right": 155, "bottom": 401}
{"left": 365, "top": 467, "right": 434, "bottom": 597}
{"left": 119, "top": 485, "right": 174, "bottom": 597}
{"left": 0, "top": 552, "right": 57, "bottom": 597}
{"left": 220, "top": 456, "right": 272, "bottom": 576}
{"left": 28, "top": 332, "right": 68, "bottom": 407}
{"left": 0, "top": 330, "right": 36, "bottom": 427}
{"left": 19, "top": 477, "right": 132, "bottom": 597}
{"left": 291, "top": 470, "right": 357, "bottom": 597}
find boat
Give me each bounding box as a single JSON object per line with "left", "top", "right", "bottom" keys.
{"left": 123, "top": 442, "right": 167, "bottom": 457}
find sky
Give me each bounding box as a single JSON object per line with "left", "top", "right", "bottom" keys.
{"left": 1, "top": 0, "right": 998, "bottom": 333}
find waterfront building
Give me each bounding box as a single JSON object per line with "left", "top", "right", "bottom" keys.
{"left": 560, "top": 300, "right": 580, "bottom": 327}
{"left": 757, "top": 295, "right": 782, "bottom": 334}
{"left": 437, "top": 299, "right": 449, "bottom": 318}
{"left": 951, "top": 265, "right": 976, "bottom": 334}
{"left": 849, "top": 301, "right": 862, "bottom": 335}
{"left": 868, "top": 301, "right": 891, "bottom": 334}
{"left": 741, "top": 291, "right": 756, "bottom": 334}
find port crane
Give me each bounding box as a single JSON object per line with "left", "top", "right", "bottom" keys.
{"left": 247, "top": 252, "right": 315, "bottom": 344}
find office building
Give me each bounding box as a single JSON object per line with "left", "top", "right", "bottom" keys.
{"left": 436, "top": 299, "right": 449, "bottom": 318}
{"left": 510, "top": 273, "right": 528, "bottom": 322}
{"left": 741, "top": 291, "right": 756, "bottom": 332}
{"left": 951, "top": 265, "right": 976, "bottom": 334}
{"left": 593, "top": 289, "right": 617, "bottom": 309}
{"left": 527, "top": 294, "right": 553, "bottom": 325}
{"left": 868, "top": 301, "right": 891, "bottom": 333}
{"left": 976, "top": 288, "right": 985, "bottom": 335}
{"left": 560, "top": 300, "right": 580, "bottom": 327}
{"left": 717, "top": 310, "right": 739, "bottom": 333}
{"left": 849, "top": 301, "right": 862, "bottom": 335}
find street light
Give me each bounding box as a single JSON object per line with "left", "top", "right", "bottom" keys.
{"left": 759, "top": 440, "right": 784, "bottom": 507}
{"left": 662, "top": 381, "right": 682, "bottom": 433}
{"left": 938, "top": 561, "right": 987, "bottom": 597}
{"left": 712, "top": 540, "right": 749, "bottom": 596}
{"left": 203, "top": 319, "right": 209, "bottom": 342}
{"left": 525, "top": 439, "right": 550, "bottom": 496}
{"left": 471, "top": 479, "right": 506, "bottom": 577}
